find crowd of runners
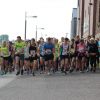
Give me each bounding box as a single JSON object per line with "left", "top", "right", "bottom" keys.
{"left": 0, "top": 35, "right": 100, "bottom": 76}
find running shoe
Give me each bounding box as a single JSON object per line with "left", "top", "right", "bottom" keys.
{"left": 32, "top": 72, "right": 35, "bottom": 76}
{"left": 47, "top": 72, "right": 51, "bottom": 75}
{"left": 16, "top": 71, "right": 20, "bottom": 75}
{"left": 21, "top": 70, "right": 24, "bottom": 75}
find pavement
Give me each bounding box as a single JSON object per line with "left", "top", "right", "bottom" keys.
{"left": 0, "top": 73, "right": 16, "bottom": 88}
{"left": 0, "top": 72, "right": 100, "bottom": 100}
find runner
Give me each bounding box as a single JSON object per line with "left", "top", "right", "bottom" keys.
{"left": 38, "top": 38, "right": 45, "bottom": 74}
{"left": 0, "top": 41, "right": 10, "bottom": 75}
{"left": 88, "top": 38, "right": 98, "bottom": 72}
{"left": 85, "top": 35, "right": 91, "bottom": 72}
{"left": 59, "top": 37, "right": 65, "bottom": 71}
{"left": 53, "top": 39, "right": 60, "bottom": 72}
{"left": 60, "top": 38, "right": 69, "bottom": 75}
{"left": 75, "top": 35, "right": 80, "bottom": 71}
{"left": 29, "top": 38, "right": 38, "bottom": 76}
{"left": 44, "top": 37, "right": 54, "bottom": 75}
{"left": 97, "top": 38, "right": 100, "bottom": 68}
{"left": 8, "top": 41, "right": 14, "bottom": 73}
{"left": 14, "top": 36, "right": 25, "bottom": 75}
{"left": 77, "top": 39, "right": 86, "bottom": 72}
{"left": 69, "top": 39, "right": 75, "bottom": 73}
{"left": 24, "top": 40, "right": 30, "bottom": 75}
{"left": 96, "top": 38, "right": 100, "bottom": 68}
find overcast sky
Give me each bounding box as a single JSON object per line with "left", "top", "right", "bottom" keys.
{"left": 0, "top": 0, "right": 77, "bottom": 40}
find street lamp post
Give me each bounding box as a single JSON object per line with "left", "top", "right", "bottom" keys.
{"left": 24, "top": 12, "right": 37, "bottom": 40}
{"left": 36, "top": 25, "right": 37, "bottom": 41}
{"left": 25, "top": 12, "right": 27, "bottom": 40}
{"left": 40, "top": 28, "right": 45, "bottom": 38}
{"left": 36, "top": 27, "right": 45, "bottom": 41}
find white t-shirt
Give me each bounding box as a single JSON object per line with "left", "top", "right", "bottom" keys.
{"left": 24, "top": 46, "right": 30, "bottom": 58}
{"left": 62, "top": 43, "right": 69, "bottom": 55}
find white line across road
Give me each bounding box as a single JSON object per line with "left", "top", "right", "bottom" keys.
{"left": 0, "top": 74, "right": 16, "bottom": 88}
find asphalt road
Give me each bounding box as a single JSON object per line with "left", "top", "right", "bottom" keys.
{"left": 0, "top": 72, "right": 100, "bottom": 100}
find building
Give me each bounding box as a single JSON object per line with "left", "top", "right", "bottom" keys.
{"left": 0, "top": 34, "right": 9, "bottom": 43}
{"left": 83, "top": 0, "right": 97, "bottom": 38}
{"left": 70, "top": 8, "right": 77, "bottom": 39}
{"left": 77, "top": 0, "right": 84, "bottom": 38}
{"left": 95, "top": 0, "right": 100, "bottom": 38}
{"left": 77, "top": 0, "right": 100, "bottom": 38}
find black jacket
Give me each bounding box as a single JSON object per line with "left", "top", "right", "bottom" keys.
{"left": 88, "top": 43, "right": 98, "bottom": 54}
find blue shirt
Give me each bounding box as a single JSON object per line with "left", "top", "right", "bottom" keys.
{"left": 44, "top": 43, "right": 54, "bottom": 55}
{"left": 98, "top": 41, "right": 100, "bottom": 52}
{"left": 39, "top": 43, "right": 45, "bottom": 56}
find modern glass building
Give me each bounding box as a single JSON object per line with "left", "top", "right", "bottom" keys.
{"left": 70, "top": 8, "right": 77, "bottom": 39}
{"left": 0, "top": 34, "right": 9, "bottom": 43}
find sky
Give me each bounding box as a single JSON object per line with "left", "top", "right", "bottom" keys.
{"left": 0, "top": 0, "right": 77, "bottom": 40}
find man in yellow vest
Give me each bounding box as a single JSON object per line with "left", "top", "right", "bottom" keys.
{"left": 14, "top": 36, "right": 25, "bottom": 75}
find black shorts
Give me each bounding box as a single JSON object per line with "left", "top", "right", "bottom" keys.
{"left": 69, "top": 53, "right": 75, "bottom": 58}
{"left": 44, "top": 54, "right": 54, "bottom": 61}
{"left": 15, "top": 54, "right": 20, "bottom": 57}
{"left": 60, "top": 55, "right": 69, "bottom": 60}
{"left": 30, "top": 55, "right": 38, "bottom": 62}
{"left": 3, "top": 56, "right": 9, "bottom": 60}
{"left": 24, "top": 58, "right": 30, "bottom": 61}
{"left": 74, "top": 51, "right": 78, "bottom": 57}
{"left": 15, "top": 54, "right": 24, "bottom": 61}
{"left": 78, "top": 53, "right": 86, "bottom": 60}
{"left": 40, "top": 54, "right": 45, "bottom": 58}
{"left": 8, "top": 56, "right": 13, "bottom": 63}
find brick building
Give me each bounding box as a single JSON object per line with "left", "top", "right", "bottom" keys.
{"left": 77, "top": 0, "right": 100, "bottom": 39}
{"left": 77, "top": 0, "right": 84, "bottom": 38}
{"left": 95, "top": 0, "right": 100, "bottom": 38}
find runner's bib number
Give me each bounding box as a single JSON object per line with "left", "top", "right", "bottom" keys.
{"left": 46, "top": 49, "right": 52, "bottom": 54}
{"left": 30, "top": 50, "right": 36, "bottom": 57}
{"left": 62, "top": 48, "right": 68, "bottom": 55}
{"left": 78, "top": 46, "right": 84, "bottom": 52}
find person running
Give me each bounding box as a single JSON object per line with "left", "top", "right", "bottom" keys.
{"left": 59, "top": 37, "right": 65, "bottom": 70}
{"left": 96, "top": 38, "right": 100, "bottom": 68}
{"left": 24, "top": 40, "right": 30, "bottom": 75}
{"left": 38, "top": 38, "right": 45, "bottom": 74}
{"left": 97, "top": 38, "right": 100, "bottom": 68}
{"left": 60, "top": 38, "right": 70, "bottom": 75}
{"left": 98, "top": 38, "right": 100, "bottom": 68}
{"left": 14, "top": 36, "right": 25, "bottom": 75}
{"left": 7, "top": 41, "right": 14, "bottom": 73}
{"left": 88, "top": 38, "right": 98, "bottom": 72}
{"left": 85, "top": 35, "right": 91, "bottom": 72}
{"left": 44, "top": 37, "right": 54, "bottom": 75}
{"left": 75, "top": 35, "right": 80, "bottom": 71}
{"left": 53, "top": 39, "right": 60, "bottom": 72}
{"left": 29, "top": 38, "right": 38, "bottom": 76}
{"left": 77, "top": 39, "right": 86, "bottom": 72}
{"left": 69, "top": 39, "right": 76, "bottom": 73}
{"left": 0, "top": 41, "right": 10, "bottom": 75}
{"left": 59, "top": 37, "right": 64, "bottom": 45}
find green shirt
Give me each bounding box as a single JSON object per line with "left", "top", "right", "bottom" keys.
{"left": 14, "top": 41, "right": 25, "bottom": 54}
{"left": 54, "top": 43, "right": 60, "bottom": 58}
{"left": 1, "top": 46, "right": 9, "bottom": 57}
